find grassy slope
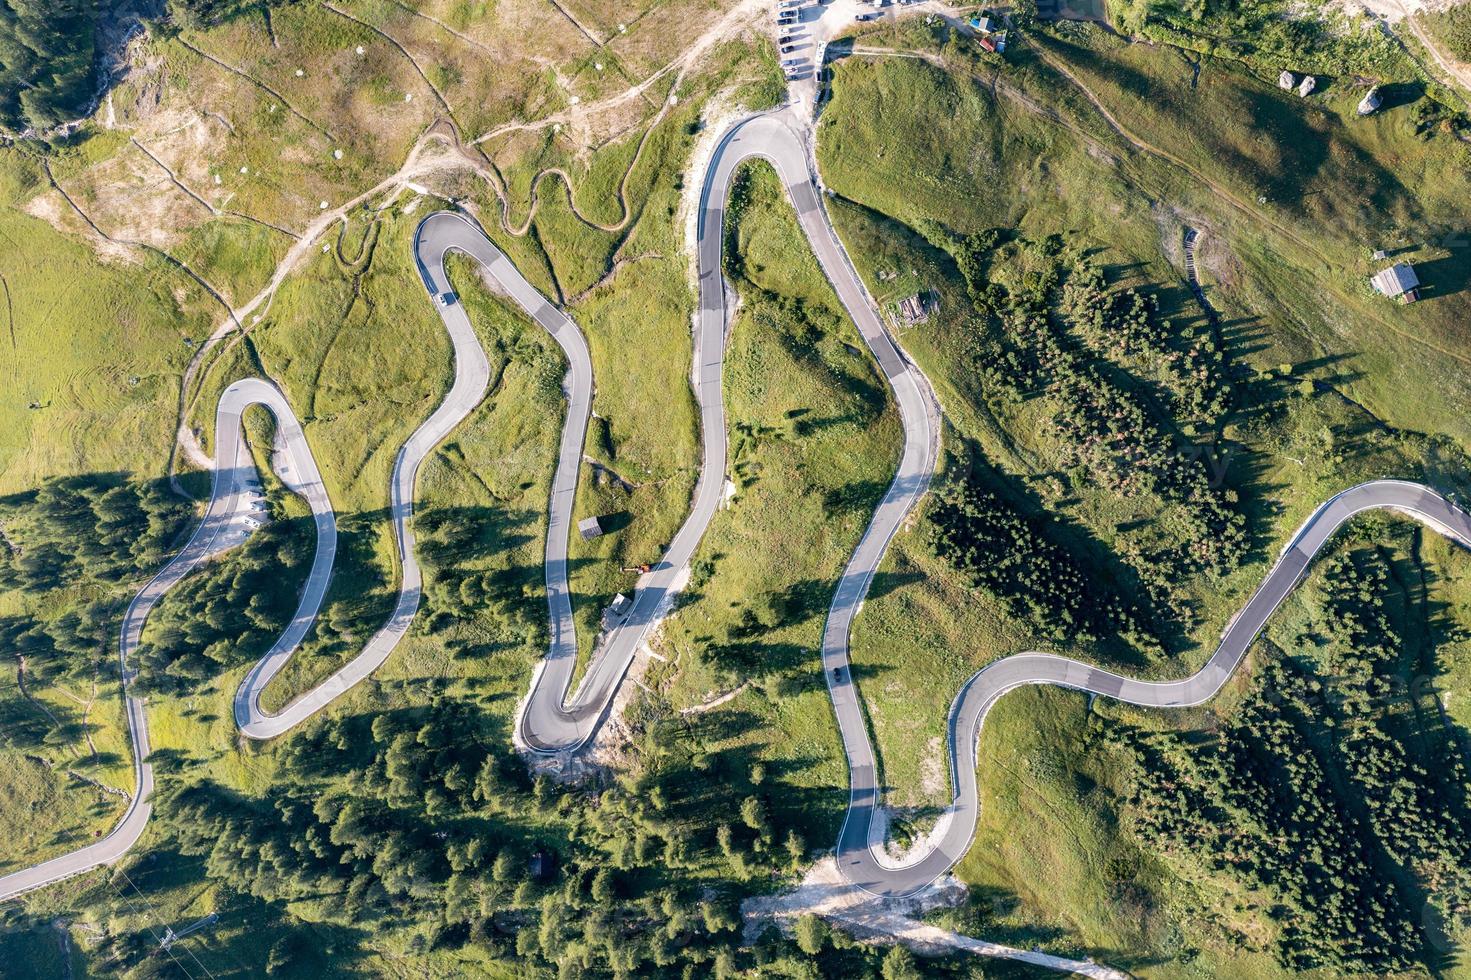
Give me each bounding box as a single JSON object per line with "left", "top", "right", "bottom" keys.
{"left": 0, "top": 6, "right": 782, "bottom": 968}
{"left": 645, "top": 159, "right": 902, "bottom": 845}
{"left": 0, "top": 146, "right": 219, "bottom": 869}
{"left": 814, "top": 22, "right": 1471, "bottom": 975}
{"left": 1424, "top": 4, "right": 1471, "bottom": 62}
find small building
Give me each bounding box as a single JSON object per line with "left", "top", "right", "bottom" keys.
{"left": 1358, "top": 86, "right": 1383, "bottom": 116}
{"left": 530, "top": 850, "right": 553, "bottom": 880}
{"left": 1278, "top": 70, "right": 1296, "bottom": 91}
{"left": 896, "top": 290, "right": 937, "bottom": 326}
{"left": 1297, "top": 75, "right": 1316, "bottom": 97}
{"left": 972, "top": 14, "right": 992, "bottom": 31}
{"left": 1372, "top": 248, "right": 1388, "bottom": 261}
{"left": 1370, "top": 262, "right": 1420, "bottom": 303}
{"left": 578, "top": 516, "right": 605, "bottom": 540}
{"left": 978, "top": 34, "right": 997, "bottom": 53}
{"left": 994, "top": 30, "right": 1008, "bottom": 52}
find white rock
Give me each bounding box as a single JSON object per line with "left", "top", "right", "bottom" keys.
{"left": 594, "top": 62, "right": 603, "bottom": 71}
{"left": 295, "top": 68, "right": 304, "bottom": 77}
{"left": 569, "top": 95, "right": 580, "bottom": 105}
{"left": 240, "top": 166, "right": 249, "bottom": 174}
{"left": 319, "top": 201, "right": 329, "bottom": 209}
{"left": 213, "top": 174, "right": 222, "bottom": 185}
{"left": 333, "top": 149, "right": 344, "bottom": 159}
{"left": 355, "top": 45, "right": 365, "bottom": 55}
{"left": 404, "top": 92, "right": 413, "bottom": 102}
{"left": 617, "top": 22, "right": 626, "bottom": 31}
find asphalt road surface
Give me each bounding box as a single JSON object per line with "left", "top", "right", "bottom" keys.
{"left": 0, "top": 379, "right": 325, "bottom": 899}
{"left": 8, "top": 103, "right": 1471, "bottom": 909}
{"left": 515, "top": 108, "right": 945, "bottom": 752}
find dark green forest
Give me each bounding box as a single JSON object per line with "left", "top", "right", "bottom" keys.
{"left": 0, "top": 0, "right": 293, "bottom": 131}
{"left": 1124, "top": 541, "right": 1471, "bottom": 972}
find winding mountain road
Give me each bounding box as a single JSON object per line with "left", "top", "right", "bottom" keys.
{"left": 5, "top": 100, "right": 1471, "bottom": 918}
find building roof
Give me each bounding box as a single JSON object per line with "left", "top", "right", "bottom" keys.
{"left": 1370, "top": 262, "right": 1419, "bottom": 298}
{"left": 578, "top": 516, "right": 604, "bottom": 539}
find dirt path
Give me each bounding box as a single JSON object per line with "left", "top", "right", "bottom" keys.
{"left": 1402, "top": 5, "right": 1471, "bottom": 101}
{"left": 16, "top": 655, "right": 62, "bottom": 731}
{"left": 321, "top": 2, "right": 456, "bottom": 119}
{"left": 169, "top": 0, "right": 766, "bottom": 475}
{"left": 175, "top": 37, "right": 333, "bottom": 138}
{"left": 857, "top": 32, "right": 1471, "bottom": 377}
{"left": 679, "top": 681, "right": 750, "bottom": 716}
{"left": 130, "top": 137, "right": 302, "bottom": 239}
{"left": 1019, "top": 39, "right": 1471, "bottom": 371}
{"left": 544, "top": 0, "right": 605, "bottom": 47}
{"left": 1, "top": 272, "right": 14, "bottom": 352}
{"left": 742, "top": 860, "right": 1128, "bottom": 980}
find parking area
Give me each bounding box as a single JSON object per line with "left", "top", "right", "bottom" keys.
{"left": 772, "top": 0, "right": 932, "bottom": 114}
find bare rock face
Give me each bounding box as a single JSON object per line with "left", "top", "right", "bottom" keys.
{"left": 1358, "top": 85, "right": 1383, "bottom": 116}
{"left": 1297, "top": 75, "right": 1316, "bottom": 97}
{"left": 1278, "top": 69, "right": 1297, "bottom": 90}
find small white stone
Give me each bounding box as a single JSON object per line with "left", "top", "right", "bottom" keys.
{"left": 295, "top": 68, "right": 304, "bottom": 77}
{"left": 404, "top": 92, "right": 413, "bottom": 102}
{"left": 569, "top": 95, "right": 580, "bottom": 105}
{"left": 322, "top": 243, "right": 331, "bottom": 252}
{"left": 594, "top": 62, "right": 603, "bottom": 71}
{"left": 333, "top": 149, "right": 344, "bottom": 160}
{"left": 552, "top": 123, "right": 561, "bottom": 133}
{"left": 355, "top": 45, "right": 365, "bottom": 55}
{"left": 240, "top": 166, "right": 249, "bottom": 174}
{"left": 669, "top": 94, "right": 679, "bottom": 106}
{"left": 617, "top": 22, "right": 626, "bottom": 31}
{"left": 319, "top": 201, "right": 329, "bottom": 209}
{"left": 213, "top": 174, "right": 222, "bottom": 185}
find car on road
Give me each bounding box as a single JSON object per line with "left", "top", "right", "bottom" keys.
{"left": 781, "top": 44, "right": 797, "bottom": 53}
{"left": 438, "top": 291, "right": 456, "bottom": 306}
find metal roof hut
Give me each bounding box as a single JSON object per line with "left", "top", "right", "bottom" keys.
{"left": 578, "top": 516, "right": 604, "bottom": 540}
{"left": 1370, "top": 262, "right": 1420, "bottom": 303}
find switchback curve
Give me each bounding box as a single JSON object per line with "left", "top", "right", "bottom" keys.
{"left": 7, "top": 101, "right": 1471, "bottom": 917}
